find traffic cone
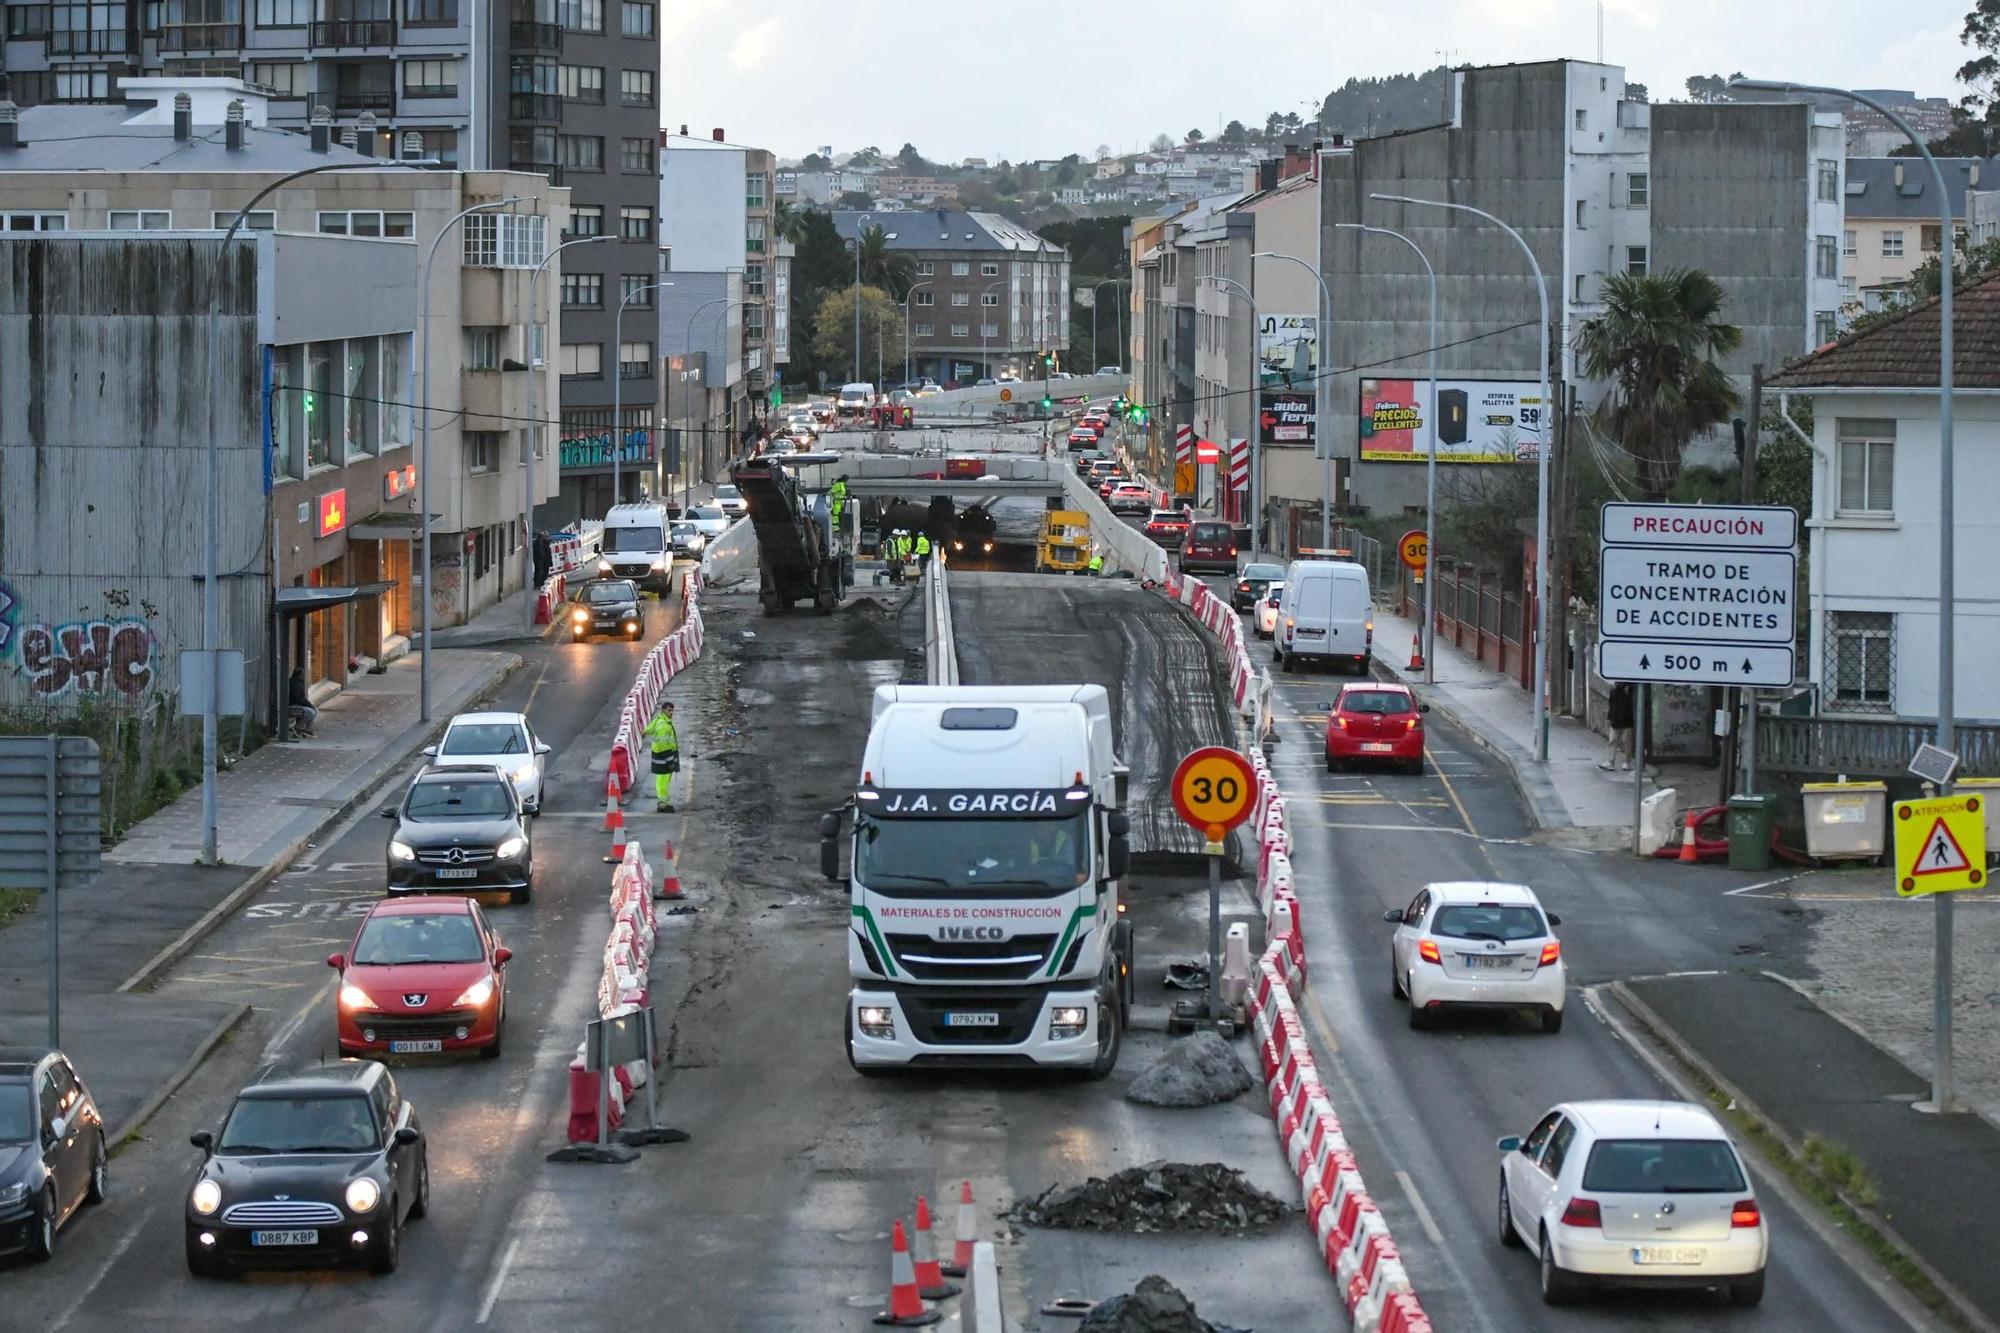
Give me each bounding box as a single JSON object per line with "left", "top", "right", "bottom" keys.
{"left": 600, "top": 774, "right": 621, "bottom": 832}
{"left": 911, "top": 1196, "right": 961, "bottom": 1300}
{"left": 872, "top": 1220, "right": 940, "bottom": 1327}
{"left": 1407, "top": 633, "right": 1425, "bottom": 672}
{"left": 603, "top": 804, "right": 628, "bottom": 864}
{"left": 656, "top": 840, "right": 683, "bottom": 900}
{"left": 1678, "top": 809, "right": 1699, "bottom": 863}
{"left": 941, "top": 1180, "right": 976, "bottom": 1277}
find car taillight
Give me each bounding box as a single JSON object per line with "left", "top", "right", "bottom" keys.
{"left": 1417, "top": 939, "right": 1441, "bottom": 965}
{"left": 1538, "top": 940, "right": 1562, "bottom": 967}
{"left": 1405, "top": 716, "right": 1421, "bottom": 731}
{"left": 1730, "top": 1199, "right": 1761, "bottom": 1228}
{"left": 1560, "top": 1197, "right": 1602, "bottom": 1228}
{"left": 1334, "top": 716, "right": 1349, "bottom": 729}
{"left": 1237, "top": 581, "right": 1250, "bottom": 591}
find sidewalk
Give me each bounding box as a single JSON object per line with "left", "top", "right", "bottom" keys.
{"left": 0, "top": 646, "right": 519, "bottom": 1140}
{"left": 431, "top": 586, "right": 567, "bottom": 648}
{"left": 1369, "top": 604, "right": 1720, "bottom": 844}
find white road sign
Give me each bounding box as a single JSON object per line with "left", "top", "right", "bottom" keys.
{"left": 1601, "top": 502, "right": 1798, "bottom": 551}
{"left": 1597, "top": 641, "right": 1796, "bottom": 688}
{"left": 1599, "top": 547, "right": 1797, "bottom": 645}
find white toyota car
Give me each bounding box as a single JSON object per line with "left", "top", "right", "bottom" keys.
{"left": 1497, "top": 1100, "right": 1769, "bottom": 1307}
{"left": 1384, "top": 881, "right": 1565, "bottom": 1031}
{"left": 424, "top": 712, "right": 550, "bottom": 814}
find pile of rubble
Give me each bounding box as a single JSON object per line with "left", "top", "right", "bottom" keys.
{"left": 1126, "top": 1030, "right": 1254, "bottom": 1107}
{"left": 1007, "top": 1162, "right": 1289, "bottom": 1234}
{"left": 1078, "top": 1276, "right": 1250, "bottom": 1333}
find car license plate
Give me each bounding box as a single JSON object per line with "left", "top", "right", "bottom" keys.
{"left": 1632, "top": 1246, "right": 1706, "bottom": 1265}
{"left": 250, "top": 1230, "right": 318, "bottom": 1247}
{"left": 1465, "top": 955, "right": 1514, "bottom": 969}
{"left": 389, "top": 1039, "right": 443, "bottom": 1053}
{"left": 943, "top": 1012, "right": 999, "bottom": 1028}
{"left": 1361, "top": 742, "right": 1394, "bottom": 753}
{"left": 435, "top": 867, "right": 478, "bottom": 880}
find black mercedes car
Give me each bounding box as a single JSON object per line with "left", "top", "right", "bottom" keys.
{"left": 185, "top": 1061, "right": 426, "bottom": 1277}
{"left": 0, "top": 1049, "right": 106, "bottom": 1261}
{"left": 384, "top": 765, "right": 533, "bottom": 904}
{"left": 570, "top": 578, "right": 642, "bottom": 641}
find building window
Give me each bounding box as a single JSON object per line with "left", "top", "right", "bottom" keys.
{"left": 744, "top": 308, "right": 764, "bottom": 339}
{"left": 305, "top": 340, "right": 335, "bottom": 470}
{"left": 381, "top": 333, "right": 412, "bottom": 449}
{"left": 1625, "top": 246, "right": 1647, "bottom": 275}
{"left": 619, "top": 206, "right": 652, "bottom": 241}
{"left": 951, "top": 261, "right": 970, "bottom": 276}
{"left": 560, "top": 64, "right": 604, "bottom": 103}
{"left": 559, "top": 134, "right": 603, "bottom": 172}
{"left": 1881, "top": 230, "right": 1904, "bottom": 258}
{"left": 950, "top": 322, "right": 970, "bottom": 338}
{"left": 463, "top": 214, "right": 547, "bottom": 268}
{"left": 1575, "top": 199, "right": 1587, "bottom": 229}
{"left": 403, "top": 0, "right": 456, "bottom": 24}
{"left": 980, "top": 322, "right": 999, "bottom": 338}
{"left": 558, "top": 0, "right": 601, "bottom": 31}
{"left": 343, "top": 336, "right": 379, "bottom": 458}
{"left": 745, "top": 218, "right": 766, "bottom": 252}
{"left": 2, "top": 213, "right": 68, "bottom": 231}
{"left": 1842, "top": 228, "right": 1857, "bottom": 258}
{"left": 245, "top": 60, "right": 307, "bottom": 97}
{"left": 54, "top": 67, "right": 114, "bottom": 101}
{"left": 916, "top": 260, "right": 934, "bottom": 276}
{"left": 1573, "top": 273, "right": 1589, "bottom": 302}
{"left": 913, "top": 322, "right": 934, "bottom": 338}
{"left": 1573, "top": 108, "right": 1587, "bottom": 130}
{"left": 1627, "top": 172, "right": 1649, "bottom": 208}
{"left": 950, "top": 292, "right": 969, "bottom": 307}
{"left": 913, "top": 290, "right": 934, "bottom": 306}
{"left": 562, "top": 273, "right": 603, "bottom": 308}
{"left": 619, "top": 274, "right": 653, "bottom": 307}
{"left": 1841, "top": 276, "right": 1858, "bottom": 297}
{"left": 1837, "top": 418, "right": 1894, "bottom": 515}
{"left": 1814, "top": 235, "right": 1838, "bottom": 279}
{"left": 467, "top": 327, "right": 502, "bottom": 372}
{"left": 108, "top": 209, "right": 172, "bottom": 230}
{"left": 620, "top": 68, "right": 654, "bottom": 106}
{"left": 567, "top": 205, "right": 604, "bottom": 238}
{"left": 620, "top": 136, "right": 654, "bottom": 173}
{"left": 253, "top": 0, "right": 307, "bottom": 23}
{"left": 982, "top": 292, "right": 999, "bottom": 306}
{"left": 744, "top": 261, "right": 765, "bottom": 296}
{"left": 317, "top": 211, "right": 414, "bottom": 238}
{"left": 1827, "top": 611, "right": 1895, "bottom": 714}
{"left": 211, "top": 209, "right": 274, "bottom": 229}
{"left": 467, "top": 431, "right": 499, "bottom": 474}
{"left": 560, "top": 342, "right": 603, "bottom": 379}
{"left": 746, "top": 173, "right": 766, "bottom": 208}
{"left": 619, "top": 341, "right": 653, "bottom": 379}
{"left": 1816, "top": 158, "right": 1839, "bottom": 203}
{"left": 402, "top": 58, "right": 456, "bottom": 98}
{"left": 1921, "top": 224, "right": 1943, "bottom": 253}
{"left": 6, "top": 5, "right": 48, "bottom": 36}
{"left": 620, "top": 0, "right": 651, "bottom": 36}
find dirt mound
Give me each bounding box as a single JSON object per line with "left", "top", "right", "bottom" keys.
{"left": 1078, "top": 1276, "right": 1250, "bottom": 1333}
{"left": 1007, "top": 1162, "right": 1289, "bottom": 1234}
{"left": 1126, "top": 1030, "right": 1253, "bottom": 1107}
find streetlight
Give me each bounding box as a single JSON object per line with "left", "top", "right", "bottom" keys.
{"left": 1090, "top": 278, "right": 1129, "bottom": 377}
{"left": 680, "top": 296, "right": 742, "bottom": 510}
{"left": 420, "top": 195, "right": 529, "bottom": 722}
{"left": 1251, "top": 251, "right": 1336, "bottom": 551}
{"left": 1735, "top": 76, "right": 1961, "bottom": 1113}
{"left": 522, "top": 233, "right": 613, "bottom": 632}
{"left": 901, "top": 279, "right": 932, "bottom": 388}
{"left": 850, "top": 215, "right": 897, "bottom": 383}
{"left": 1198, "top": 274, "right": 1261, "bottom": 554}
{"left": 612, "top": 278, "right": 673, "bottom": 512}
{"left": 205, "top": 152, "right": 439, "bottom": 865}
{"left": 1372, "top": 191, "right": 1552, "bottom": 761}
{"left": 1329, "top": 226, "right": 1438, "bottom": 684}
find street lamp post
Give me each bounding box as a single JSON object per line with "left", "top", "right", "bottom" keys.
{"left": 1251, "top": 251, "right": 1336, "bottom": 551}
{"left": 419, "top": 195, "right": 527, "bottom": 724}
{"left": 523, "top": 234, "right": 613, "bottom": 632}
{"left": 1372, "top": 192, "right": 1551, "bottom": 759}
{"left": 850, "top": 216, "right": 897, "bottom": 384}
{"left": 1329, "top": 226, "right": 1438, "bottom": 683}
{"left": 1735, "top": 76, "right": 1961, "bottom": 1113}
{"left": 1199, "top": 274, "right": 1260, "bottom": 553}
{"left": 680, "top": 296, "right": 740, "bottom": 511}
{"left": 902, "top": 279, "right": 933, "bottom": 387}
{"left": 612, "top": 278, "right": 673, "bottom": 512}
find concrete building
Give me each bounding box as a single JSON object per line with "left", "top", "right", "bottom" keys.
{"left": 1841, "top": 91, "right": 1957, "bottom": 159}
{"left": 660, "top": 271, "right": 744, "bottom": 508}
{"left": 1973, "top": 189, "right": 2000, "bottom": 246}
{"left": 1841, "top": 157, "right": 1997, "bottom": 309}
{"left": 831, "top": 209, "right": 1070, "bottom": 385}
{"left": 0, "top": 86, "right": 567, "bottom": 649}
{"left": 0, "top": 1, "right": 661, "bottom": 536}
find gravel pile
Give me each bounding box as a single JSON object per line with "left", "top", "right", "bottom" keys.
{"left": 1126, "top": 1030, "right": 1253, "bottom": 1108}
{"left": 1007, "top": 1162, "right": 1289, "bottom": 1234}
{"left": 1078, "top": 1276, "right": 1250, "bottom": 1333}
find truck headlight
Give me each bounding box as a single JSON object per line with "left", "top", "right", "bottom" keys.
{"left": 1050, "top": 1006, "right": 1090, "bottom": 1039}
{"left": 190, "top": 1180, "right": 222, "bottom": 1216}
{"left": 651, "top": 557, "right": 668, "bottom": 571}
{"left": 597, "top": 560, "right": 612, "bottom": 576}
{"left": 857, "top": 1005, "right": 895, "bottom": 1039}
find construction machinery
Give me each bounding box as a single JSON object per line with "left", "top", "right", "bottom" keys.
{"left": 729, "top": 454, "right": 847, "bottom": 615}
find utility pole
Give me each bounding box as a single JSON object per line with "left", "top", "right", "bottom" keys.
{"left": 1546, "top": 341, "right": 1570, "bottom": 719}
{"left": 1740, "top": 365, "right": 1765, "bottom": 797}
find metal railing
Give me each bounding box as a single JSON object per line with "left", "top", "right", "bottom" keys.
{"left": 311, "top": 18, "right": 393, "bottom": 46}
{"left": 333, "top": 88, "right": 395, "bottom": 114}
{"left": 508, "top": 19, "right": 562, "bottom": 50}
{"left": 1404, "top": 561, "right": 1531, "bottom": 687}
{"left": 156, "top": 22, "right": 243, "bottom": 50}
{"left": 1757, "top": 716, "right": 2000, "bottom": 777}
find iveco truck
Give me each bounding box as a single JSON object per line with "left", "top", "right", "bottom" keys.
{"left": 822, "top": 685, "right": 1133, "bottom": 1076}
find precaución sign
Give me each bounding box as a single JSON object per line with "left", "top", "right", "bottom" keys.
{"left": 1598, "top": 548, "right": 1797, "bottom": 644}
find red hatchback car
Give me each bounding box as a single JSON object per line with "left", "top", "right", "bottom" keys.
{"left": 329, "top": 896, "right": 511, "bottom": 1059}
{"left": 1144, "top": 508, "right": 1190, "bottom": 547}
{"left": 1324, "top": 682, "right": 1429, "bottom": 774}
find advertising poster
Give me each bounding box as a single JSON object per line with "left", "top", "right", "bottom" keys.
{"left": 1256, "top": 314, "right": 1318, "bottom": 448}
{"left": 1358, "top": 378, "right": 1547, "bottom": 463}
{"left": 1258, "top": 392, "right": 1316, "bottom": 446}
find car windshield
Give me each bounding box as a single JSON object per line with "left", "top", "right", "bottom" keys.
{"left": 353, "top": 912, "right": 484, "bottom": 965}
{"left": 603, "top": 525, "right": 662, "bottom": 553}
{"left": 714, "top": 485, "right": 740, "bottom": 501}
{"left": 855, "top": 811, "right": 1089, "bottom": 893}
{"left": 585, "top": 582, "right": 635, "bottom": 604}
{"left": 0, "top": 1085, "right": 32, "bottom": 1143}
{"left": 1149, "top": 511, "right": 1182, "bottom": 523}
{"left": 1582, "top": 1138, "right": 1747, "bottom": 1194}
{"left": 1191, "top": 523, "right": 1231, "bottom": 542}
{"left": 1243, "top": 563, "right": 1285, "bottom": 581}
{"left": 219, "top": 1094, "right": 379, "bottom": 1155}
{"left": 1431, "top": 904, "right": 1546, "bottom": 942}
{"left": 406, "top": 779, "right": 513, "bottom": 820}
{"left": 1340, "top": 691, "right": 1415, "bottom": 716}
{"left": 671, "top": 522, "right": 698, "bottom": 538}
{"left": 442, "top": 722, "right": 525, "bottom": 755}
{"left": 690, "top": 507, "right": 723, "bottom": 522}
{"left": 1264, "top": 584, "right": 1285, "bottom": 602}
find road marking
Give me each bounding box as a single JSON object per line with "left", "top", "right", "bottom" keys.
{"left": 523, "top": 658, "right": 552, "bottom": 718}
{"left": 1427, "top": 745, "right": 1480, "bottom": 838}
{"left": 1395, "top": 1169, "right": 1447, "bottom": 1248}
{"left": 267, "top": 975, "right": 338, "bottom": 1058}
{"left": 476, "top": 1234, "right": 522, "bottom": 1325}
{"left": 1724, "top": 871, "right": 1813, "bottom": 897}
{"left": 1302, "top": 987, "right": 1339, "bottom": 1054}
{"left": 1318, "top": 794, "right": 1449, "bottom": 808}
{"left": 49, "top": 1204, "right": 149, "bottom": 1332}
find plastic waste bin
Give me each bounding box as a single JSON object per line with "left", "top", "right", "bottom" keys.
{"left": 1727, "top": 793, "right": 1776, "bottom": 872}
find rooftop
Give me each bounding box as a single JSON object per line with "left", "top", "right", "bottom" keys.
{"left": 1843, "top": 156, "right": 1999, "bottom": 220}
{"left": 3, "top": 102, "right": 402, "bottom": 174}
{"left": 1765, "top": 273, "right": 2000, "bottom": 391}
{"left": 829, "top": 208, "right": 1066, "bottom": 256}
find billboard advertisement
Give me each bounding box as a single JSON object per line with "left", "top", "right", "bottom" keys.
{"left": 1358, "top": 378, "right": 1546, "bottom": 463}
{"left": 1257, "top": 314, "right": 1317, "bottom": 448}
{"left": 1259, "top": 392, "right": 1316, "bottom": 446}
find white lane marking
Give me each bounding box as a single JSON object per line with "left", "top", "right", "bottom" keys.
{"left": 476, "top": 1235, "right": 522, "bottom": 1325}
{"left": 265, "top": 976, "right": 338, "bottom": 1058}
{"left": 50, "top": 1205, "right": 149, "bottom": 1332}
{"left": 1724, "top": 872, "right": 1813, "bottom": 897}
{"left": 1395, "top": 1169, "right": 1447, "bottom": 1249}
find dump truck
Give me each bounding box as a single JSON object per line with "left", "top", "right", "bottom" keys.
{"left": 1038, "top": 509, "right": 1092, "bottom": 575}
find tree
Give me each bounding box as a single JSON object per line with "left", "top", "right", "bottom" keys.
{"left": 809, "top": 285, "right": 906, "bottom": 377}
{"left": 771, "top": 197, "right": 805, "bottom": 244}
{"left": 1219, "top": 119, "right": 1248, "bottom": 146}
{"left": 1148, "top": 133, "right": 1174, "bottom": 153}
{"left": 1185, "top": 128, "right": 1205, "bottom": 144}
{"left": 896, "top": 142, "right": 929, "bottom": 173}
{"left": 994, "top": 172, "right": 1020, "bottom": 195}
{"left": 1575, "top": 269, "right": 1743, "bottom": 500}
{"left": 1898, "top": 3, "right": 2000, "bottom": 154}
{"left": 1094, "top": 143, "right": 1112, "bottom": 161}
{"left": 1845, "top": 234, "right": 2000, "bottom": 333}
{"left": 855, "top": 223, "right": 916, "bottom": 299}
{"left": 836, "top": 190, "right": 872, "bottom": 210}
{"left": 799, "top": 152, "right": 831, "bottom": 171}
{"left": 1683, "top": 73, "right": 1741, "bottom": 103}
{"left": 848, "top": 145, "right": 883, "bottom": 167}
{"left": 1263, "top": 111, "right": 1286, "bottom": 140}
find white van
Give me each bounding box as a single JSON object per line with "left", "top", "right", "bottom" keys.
{"left": 597, "top": 501, "right": 676, "bottom": 591}
{"left": 1275, "top": 558, "right": 1372, "bottom": 673}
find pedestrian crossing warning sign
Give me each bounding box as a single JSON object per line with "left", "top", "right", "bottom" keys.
{"left": 1893, "top": 794, "right": 1987, "bottom": 897}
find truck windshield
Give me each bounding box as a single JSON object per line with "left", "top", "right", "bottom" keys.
{"left": 855, "top": 812, "right": 1089, "bottom": 893}
{"left": 603, "top": 526, "right": 662, "bottom": 553}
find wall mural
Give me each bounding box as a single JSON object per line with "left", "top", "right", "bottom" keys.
{"left": 0, "top": 580, "right": 161, "bottom": 701}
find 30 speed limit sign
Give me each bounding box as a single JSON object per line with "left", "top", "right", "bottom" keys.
{"left": 1398, "top": 530, "right": 1429, "bottom": 573}
{"left": 1170, "top": 746, "right": 1257, "bottom": 843}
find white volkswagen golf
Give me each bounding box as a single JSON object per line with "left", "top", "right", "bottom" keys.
{"left": 1496, "top": 1100, "right": 1769, "bottom": 1307}
{"left": 1383, "top": 881, "right": 1565, "bottom": 1032}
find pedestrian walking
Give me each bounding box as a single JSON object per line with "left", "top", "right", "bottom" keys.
{"left": 532, "top": 530, "right": 552, "bottom": 587}
{"left": 1601, "top": 681, "right": 1635, "bottom": 771}
{"left": 644, "top": 700, "right": 681, "bottom": 812}
{"left": 287, "top": 667, "right": 318, "bottom": 738}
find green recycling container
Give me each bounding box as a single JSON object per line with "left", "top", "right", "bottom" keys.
{"left": 1727, "top": 794, "right": 1776, "bottom": 872}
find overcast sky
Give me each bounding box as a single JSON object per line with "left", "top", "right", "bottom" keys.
{"left": 660, "top": 0, "right": 1974, "bottom": 162}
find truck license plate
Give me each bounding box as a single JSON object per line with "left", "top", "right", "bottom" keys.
{"left": 944, "top": 1012, "right": 999, "bottom": 1028}
{"left": 389, "top": 1039, "right": 443, "bottom": 1053}
{"left": 435, "top": 867, "right": 478, "bottom": 880}
{"left": 1632, "top": 1246, "right": 1706, "bottom": 1265}
{"left": 250, "top": 1230, "right": 318, "bottom": 1247}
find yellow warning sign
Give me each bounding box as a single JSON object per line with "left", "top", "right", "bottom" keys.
{"left": 1173, "top": 462, "right": 1196, "bottom": 496}
{"left": 1893, "top": 794, "right": 1988, "bottom": 897}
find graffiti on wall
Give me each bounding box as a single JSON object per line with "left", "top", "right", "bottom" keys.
{"left": 429, "top": 556, "right": 462, "bottom": 622}
{"left": 0, "top": 581, "right": 161, "bottom": 701}
{"left": 0, "top": 581, "right": 17, "bottom": 656}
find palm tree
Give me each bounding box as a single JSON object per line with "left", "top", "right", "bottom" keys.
{"left": 856, "top": 223, "right": 916, "bottom": 300}
{"left": 772, "top": 198, "right": 805, "bottom": 244}
{"left": 1575, "top": 268, "right": 1743, "bottom": 500}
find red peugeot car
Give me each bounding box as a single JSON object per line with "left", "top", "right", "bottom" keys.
{"left": 329, "top": 896, "right": 511, "bottom": 1059}
{"left": 1324, "top": 682, "right": 1429, "bottom": 774}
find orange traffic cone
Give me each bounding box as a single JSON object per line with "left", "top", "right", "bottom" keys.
{"left": 1407, "top": 633, "right": 1425, "bottom": 672}
{"left": 911, "top": 1196, "right": 961, "bottom": 1300}
{"left": 941, "top": 1180, "right": 976, "bottom": 1277}
{"left": 872, "top": 1220, "right": 940, "bottom": 1327}
{"left": 1678, "top": 809, "right": 1700, "bottom": 863}
{"left": 656, "top": 840, "right": 683, "bottom": 900}
{"left": 600, "top": 774, "right": 622, "bottom": 831}
{"left": 603, "top": 804, "right": 629, "bottom": 864}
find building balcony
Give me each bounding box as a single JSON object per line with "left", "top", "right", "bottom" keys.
{"left": 311, "top": 19, "right": 395, "bottom": 48}
{"left": 334, "top": 89, "right": 396, "bottom": 115}
{"left": 508, "top": 20, "right": 562, "bottom": 52}
{"left": 508, "top": 93, "right": 561, "bottom": 122}
{"left": 48, "top": 30, "right": 132, "bottom": 57}
{"left": 156, "top": 22, "right": 245, "bottom": 51}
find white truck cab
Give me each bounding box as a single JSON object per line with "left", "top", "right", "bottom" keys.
{"left": 597, "top": 501, "right": 676, "bottom": 592}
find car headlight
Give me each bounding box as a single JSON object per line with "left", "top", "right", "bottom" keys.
{"left": 496, "top": 836, "right": 527, "bottom": 860}
{"left": 191, "top": 1179, "right": 222, "bottom": 1216}
{"left": 453, "top": 975, "right": 496, "bottom": 1008}
{"left": 389, "top": 840, "right": 416, "bottom": 862}
{"left": 597, "top": 560, "right": 612, "bottom": 576}
{"left": 1050, "top": 1006, "right": 1090, "bottom": 1039}
{"left": 344, "top": 1178, "right": 380, "bottom": 1214}
{"left": 340, "top": 984, "right": 375, "bottom": 1011}
{"left": 0, "top": 1182, "right": 27, "bottom": 1207}
{"left": 573, "top": 608, "right": 589, "bottom": 623}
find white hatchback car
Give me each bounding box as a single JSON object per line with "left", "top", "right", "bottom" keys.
{"left": 685, "top": 505, "right": 731, "bottom": 539}
{"left": 1497, "top": 1100, "right": 1768, "bottom": 1307}
{"left": 1384, "top": 881, "right": 1565, "bottom": 1031}
{"left": 425, "top": 712, "right": 550, "bottom": 814}
{"left": 1256, "top": 583, "right": 1284, "bottom": 638}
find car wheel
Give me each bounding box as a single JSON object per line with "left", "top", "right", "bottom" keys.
{"left": 407, "top": 1150, "right": 431, "bottom": 1221}
{"left": 1539, "top": 1227, "right": 1579, "bottom": 1305}
{"left": 1728, "top": 1271, "right": 1766, "bottom": 1308}
{"left": 1326, "top": 753, "right": 1339, "bottom": 773}
{"left": 1407, "top": 986, "right": 1432, "bottom": 1030}
{"left": 1541, "top": 1005, "right": 1565, "bottom": 1035}
{"left": 26, "top": 1184, "right": 56, "bottom": 1261}
{"left": 1407, "top": 756, "right": 1425, "bottom": 777}
{"left": 371, "top": 1198, "right": 402, "bottom": 1275}
{"left": 1498, "top": 1174, "right": 1522, "bottom": 1247}
{"left": 482, "top": 1005, "right": 505, "bottom": 1060}
{"left": 1280, "top": 652, "right": 1295, "bottom": 675}
{"left": 532, "top": 783, "right": 545, "bottom": 815}
{"left": 1086, "top": 995, "right": 1122, "bottom": 1081}
{"left": 85, "top": 1130, "right": 108, "bottom": 1205}
{"left": 1390, "top": 953, "right": 1405, "bottom": 999}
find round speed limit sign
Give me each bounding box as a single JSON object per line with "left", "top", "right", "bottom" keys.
{"left": 1170, "top": 746, "right": 1258, "bottom": 843}
{"left": 1398, "top": 529, "right": 1429, "bottom": 573}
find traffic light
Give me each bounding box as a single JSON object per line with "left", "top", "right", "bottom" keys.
{"left": 1041, "top": 395, "right": 1054, "bottom": 411}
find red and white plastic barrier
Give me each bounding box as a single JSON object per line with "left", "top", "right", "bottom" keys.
{"left": 565, "top": 840, "right": 664, "bottom": 1144}
{"left": 608, "top": 571, "right": 706, "bottom": 800}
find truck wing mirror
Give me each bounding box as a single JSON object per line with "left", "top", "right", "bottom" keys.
{"left": 818, "top": 811, "right": 842, "bottom": 882}
{"left": 1105, "top": 810, "right": 1131, "bottom": 880}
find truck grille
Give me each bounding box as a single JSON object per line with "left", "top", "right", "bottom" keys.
{"left": 895, "top": 990, "right": 1047, "bottom": 1045}
{"left": 885, "top": 932, "right": 1056, "bottom": 982}
{"left": 1049, "top": 545, "right": 1079, "bottom": 561}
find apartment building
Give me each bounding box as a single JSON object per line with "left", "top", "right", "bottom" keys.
{"left": 0, "top": 0, "right": 661, "bottom": 531}
{"left": 1841, "top": 157, "right": 1997, "bottom": 312}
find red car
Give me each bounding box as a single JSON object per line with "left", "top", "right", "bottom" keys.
{"left": 329, "top": 896, "right": 511, "bottom": 1059}
{"left": 1079, "top": 412, "right": 1110, "bottom": 432}
{"left": 1324, "top": 682, "right": 1429, "bottom": 774}
{"left": 1177, "top": 518, "right": 1237, "bottom": 574}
